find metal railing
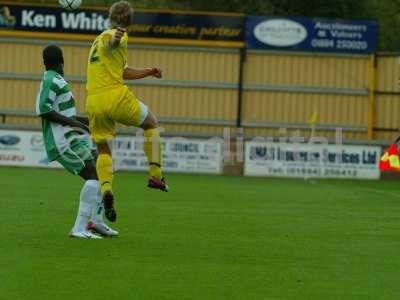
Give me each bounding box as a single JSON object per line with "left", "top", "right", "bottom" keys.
{"left": 0, "top": 109, "right": 367, "bottom": 132}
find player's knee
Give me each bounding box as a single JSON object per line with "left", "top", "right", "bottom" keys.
{"left": 97, "top": 142, "right": 112, "bottom": 155}
{"left": 141, "top": 112, "right": 158, "bottom": 130}
{"left": 79, "top": 162, "right": 98, "bottom": 181}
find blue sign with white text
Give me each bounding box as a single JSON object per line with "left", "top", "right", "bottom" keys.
{"left": 0, "top": 3, "right": 244, "bottom": 42}
{"left": 246, "top": 16, "right": 378, "bottom": 54}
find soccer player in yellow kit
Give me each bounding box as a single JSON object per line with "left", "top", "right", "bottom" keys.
{"left": 86, "top": 1, "right": 168, "bottom": 222}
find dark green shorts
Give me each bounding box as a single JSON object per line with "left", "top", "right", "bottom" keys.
{"left": 55, "top": 139, "right": 94, "bottom": 175}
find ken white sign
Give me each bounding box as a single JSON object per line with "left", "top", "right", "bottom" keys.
{"left": 245, "top": 142, "right": 381, "bottom": 179}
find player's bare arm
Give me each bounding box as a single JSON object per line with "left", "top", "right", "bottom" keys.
{"left": 41, "top": 111, "right": 89, "bottom": 132}
{"left": 123, "top": 67, "right": 162, "bottom": 80}
{"left": 74, "top": 115, "right": 89, "bottom": 126}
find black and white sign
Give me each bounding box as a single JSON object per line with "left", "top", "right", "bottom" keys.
{"left": 245, "top": 142, "right": 381, "bottom": 179}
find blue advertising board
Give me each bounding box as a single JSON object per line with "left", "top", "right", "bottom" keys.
{"left": 246, "top": 15, "right": 378, "bottom": 54}
{"left": 0, "top": 2, "right": 244, "bottom": 43}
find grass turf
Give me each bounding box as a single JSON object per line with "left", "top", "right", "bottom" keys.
{"left": 0, "top": 167, "right": 400, "bottom": 299}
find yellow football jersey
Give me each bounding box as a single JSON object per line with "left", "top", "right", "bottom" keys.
{"left": 86, "top": 29, "right": 128, "bottom": 94}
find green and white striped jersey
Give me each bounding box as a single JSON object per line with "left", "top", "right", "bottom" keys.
{"left": 36, "top": 70, "right": 78, "bottom": 161}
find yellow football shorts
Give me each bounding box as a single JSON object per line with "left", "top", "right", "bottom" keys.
{"left": 86, "top": 85, "right": 149, "bottom": 143}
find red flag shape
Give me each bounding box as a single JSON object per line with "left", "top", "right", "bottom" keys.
{"left": 380, "top": 144, "right": 400, "bottom": 171}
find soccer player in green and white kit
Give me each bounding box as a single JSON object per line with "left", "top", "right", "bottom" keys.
{"left": 36, "top": 45, "right": 118, "bottom": 239}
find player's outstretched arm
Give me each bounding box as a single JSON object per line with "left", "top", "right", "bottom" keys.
{"left": 41, "top": 111, "right": 89, "bottom": 133}
{"left": 123, "top": 67, "right": 162, "bottom": 80}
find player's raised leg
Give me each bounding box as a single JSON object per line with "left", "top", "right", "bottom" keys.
{"left": 141, "top": 111, "right": 169, "bottom": 192}
{"left": 108, "top": 91, "right": 168, "bottom": 192}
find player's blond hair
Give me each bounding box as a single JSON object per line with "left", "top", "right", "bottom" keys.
{"left": 109, "top": 1, "right": 134, "bottom": 28}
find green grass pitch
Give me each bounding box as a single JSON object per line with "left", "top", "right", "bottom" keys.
{"left": 1, "top": 167, "right": 400, "bottom": 299}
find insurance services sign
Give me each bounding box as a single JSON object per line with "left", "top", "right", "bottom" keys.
{"left": 245, "top": 142, "right": 381, "bottom": 179}
{"left": 246, "top": 15, "right": 378, "bottom": 54}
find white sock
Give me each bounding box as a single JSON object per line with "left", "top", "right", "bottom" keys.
{"left": 90, "top": 181, "right": 105, "bottom": 224}
{"left": 73, "top": 180, "right": 99, "bottom": 232}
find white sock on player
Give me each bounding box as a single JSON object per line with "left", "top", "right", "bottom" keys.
{"left": 72, "top": 180, "right": 99, "bottom": 232}
{"left": 86, "top": 181, "right": 119, "bottom": 237}
{"left": 91, "top": 181, "right": 104, "bottom": 223}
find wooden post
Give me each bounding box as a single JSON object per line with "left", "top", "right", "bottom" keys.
{"left": 367, "top": 54, "right": 377, "bottom": 139}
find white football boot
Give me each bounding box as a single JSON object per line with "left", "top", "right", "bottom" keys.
{"left": 69, "top": 229, "right": 103, "bottom": 239}
{"left": 87, "top": 221, "right": 119, "bottom": 237}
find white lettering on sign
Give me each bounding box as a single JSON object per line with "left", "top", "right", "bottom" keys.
{"left": 254, "top": 19, "right": 308, "bottom": 47}
{"left": 22, "top": 10, "right": 56, "bottom": 28}
{"left": 61, "top": 12, "right": 109, "bottom": 31}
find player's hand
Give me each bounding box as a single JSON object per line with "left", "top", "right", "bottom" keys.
{"left": 151, "top": 67, "right": 162, "bottom": 79}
